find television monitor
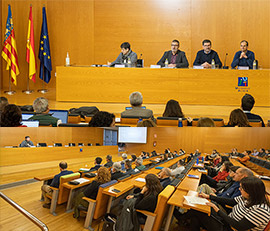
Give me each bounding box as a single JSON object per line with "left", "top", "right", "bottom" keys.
{"left": 118, "top": 127, "right": 147, "bottom": 144}
{"left": 21, "top": 121, "right": 39, "bottom": 127}
{"left": 49, "top": 110, "right": 68, "bottom": 124}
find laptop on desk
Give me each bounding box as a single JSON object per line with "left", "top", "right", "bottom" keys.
{"left": 49, "top": 110, "right": 68, "bottom": 124}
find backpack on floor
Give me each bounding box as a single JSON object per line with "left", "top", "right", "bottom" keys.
{"left": 101, "top": 213, "right": 117, "bottom": 231}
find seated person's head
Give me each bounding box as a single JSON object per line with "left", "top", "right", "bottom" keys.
{"left": 135, "top": 157, "right": 143, "bottom": 166}
{"left": 122, "top": 153, "right": 128, "bottom": 160}
{"left": 129, "top": 92, "right": 143, "bottom": 107}
{"left": 221, "top": 161, "right": 233, "bottom": 172}
{"left": 228, "top": 166, "right": 241, "bottom": 179}
{"left": 131, "top": 154, "right": 137, "bottom": 161}
{"left": 158, "top": 167, "right": 171, "bottom": 179}
{"left": 137, "top": 119, "right": 156, "bottom": 127}
{"left": 1, "top": 104, "right": 22, "bottom": 127}
{"left": 95, "top": 157, "right": 102, "bottom": 165}
{"left": 33, "top": 97, "right": 49, "bottom": 113}
{"left": 112, "top": 162, "right": 122, "bottom": 173}
{"left": 125, "top": 160, "right": 132, "bottom": 170}
{"left": 59, "top": 161, "right": 68, "bottom": 171}
{"left": 197, "top": 117, "right": 215, "bottom": 127}
{"left": 241, "top": 94, "right": 255, "bottom": 111}
{"left": 88, "top": 111, "right": 115, "bottom": 127}
{"left": 120, "top": 42, "right": 131, "bottom": 55}
{"left": 0, "top": 97, "right": 9, "bottom": 111}
{"left": 106, "top": 155, "right": 112, "bottom": 162}
{"left": 25, "top": 136, "right": 31, "bottom": 142}
{"left": 96, "top": 167, "right": 111, "bottom": 184}
{"left": 228, "top": 108, "right": 250, "bottom": 127}
{"left": 233, "top": 167, "right": 253, "bottom": 182}
{"left": 163, "top": 99, "right": 184, "bottom": 118}
{"left": 145, "top": 174, "right": 163, "bottom": 196}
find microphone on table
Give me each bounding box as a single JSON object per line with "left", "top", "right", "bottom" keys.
{"left": 137, "top": 54, "right": 143, "bottom": 68}
{"left": 223, "top": 53, "right": 229, "bottom": 69}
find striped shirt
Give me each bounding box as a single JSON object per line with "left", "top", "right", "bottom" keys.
{"left": 229, "top": 196, "right": 270, "bottom": 231}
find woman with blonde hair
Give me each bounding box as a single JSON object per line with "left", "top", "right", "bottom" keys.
{"left": 73, "top": 167, "right": 111, "bottom": 218}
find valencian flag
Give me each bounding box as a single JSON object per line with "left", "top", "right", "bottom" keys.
{"left": 26, "top": 5, "right": 36, "bottom": 82}
{"left": 39, "top": 7, "right": 52, "bottom": 83}
{"left": 1, "top": 5, "right": 20, "bottom": 85}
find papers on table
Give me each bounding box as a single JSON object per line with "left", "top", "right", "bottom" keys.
{"left": 135, "top": 177, "right": 146, "bottom": 182}
{"left": 184, "top": 196, "right": 209, "bottom": 205}
{"left": 79, "top": 168, "right": 90, "bottom": 171}
{"left": 198, "top": 169, "right": 207, "bottom": 173}
{"left": 73, "top": 178, "right": 90, "bottom": 184}
{"left": 187, "top": 174, "right": 200, "bottom": 179}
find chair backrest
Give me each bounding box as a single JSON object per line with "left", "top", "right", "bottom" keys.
{"left": 58, "top": 172, "right": 80, "bottom": 204}
{"left": 93, "top": 180, "right": 118, "bottom": 219}
{"left": 156, "top": 117, "right": 188, "bottom": 127}
{"left": 192, "top": 118, "right": 224, "bottom": 127}
{"left": 68, "top": 115, "right": 81, "bottom": 124}
{"left": 84, "top": 116, "right": 92, "bottom": 123}
{"left": 118, "top": 174, "right": 132, "bottom": 182}
{"left": 152, "top": 185, "right": 175, "bottom": 231}
{"left": 248, "top": 119, "right": 262, "bottom": 127}
{"left": 120, "top": 116, "right": 150, "bottom": 126}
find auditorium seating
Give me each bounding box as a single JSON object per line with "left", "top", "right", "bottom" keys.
{"left": 248, "top": 119, "right": 262, "bottom": 127}
{"left": 156, "top": 117, "right": 188, "bottom": 127}
{"left": 192, "top": 118, "right": 225, "bottom": 127}
{"left": 68, "top": 115, "right": 81, "bottom": 124}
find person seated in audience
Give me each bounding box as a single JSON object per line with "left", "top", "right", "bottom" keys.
{"left": 104, "top": 155, "right": 113, "bottom": 168}
{"left": 241, "top": 94, "right": 265, "bottom": 126}
{"left": 230, "top": 148, "right": 239, "bottom": 157}
{"left": 42, "top": 161, "right": 73, "bottom": 208}
{"left": 252, "top": 148, "right": 259, "bottom": 156}
{"left": 19, "top": 136, "right": 34, "bottom": 147}
{"left": 121, "top": 153, "right": 128, "bottom": 164}
{"left": 158, "top": 167, "right": 172, "bottom": 188}
{"left": 124, "top": 160, "right": 134, "bottom": 174}
{"left": 231, "top": 40, "right": 255, "bottom": 69}
{"left": 225, "top": 108, "right": 251, "bottom": 127}
{"left": 196, "top": 117, "right": 215, "bottom": 127}
{"left": 162, "top": 99, "right": 185, "bottom": 118}
{"left": 238, "top": 150, "right": 251, "bottom": 163}
{"left": 108, "top": 42, "right": 137, "bottom": 67}
{"left": 205, "top": 149, "right": 218, "bottom": 161}
{"left": 111, "top": 162, "right": 126, "bottom": 180}
{"left": 179, "top": 149, "right": 185, "bottom": 155}
{"left": 258, "top": 148, "right": 266, "bottom": 158}
{"left": 197, "top": 166, "right": 241, "bottom": 195}
{"left": 121, "top": 92, "right": 155, "bottom": 121}
{"left": 131, "top": 154, "right": 137, "bottom": 162}
{"left": 157, "top": 39, "right": 189, "bottom": 68}
{"left": 0, "top": 96, "right": 8, "bottom": 114}
{"left": 137, "top": 119, "right": 157, "bottom": 127}
{"left": 170, "top": 160, "right": 185, "bottom": 176}
{"left": 193, "top": 39, "right": 222, "bottom": 68}
{"left": 265, "top": 149, "right": 270, "bottom": 160}
{"left": 126, "top": 174, "right": 163, "bottom": 224}
{"left": 90, "top": 157, "right": 103, "bottom": 171}
{"left": 134, "top": 157, "right": 145, "bottom": 171}
{"left": 194, "top": 177, "right": 270, "bottom": 231}
{"left": 0, "top": 104, "right": 26, "bottom": 127}
{"left": 73, "top": 167, "right": 111, "bottom": 218}
{"left": 28, "top": 97, "right": 60, "bottom": 127}
{"left": 140, "top": 151, "right": 146, "bottom": 159}
{"left": 199, "top": 161, "right": 233, "bottom": 188}
{"left": 88, "top": 111, "right": 115, "bottom": 127}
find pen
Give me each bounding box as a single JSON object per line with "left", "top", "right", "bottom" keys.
{"left": 199, "top": 187, "right": 203, "bottom": 194}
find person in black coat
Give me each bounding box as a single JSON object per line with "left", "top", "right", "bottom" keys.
{"left": 111, "top": 162, "right": 126, "bottom": 181}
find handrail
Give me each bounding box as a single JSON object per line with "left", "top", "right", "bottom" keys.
{"left": 0, "top": 191, "right": 49, "bottom": 231}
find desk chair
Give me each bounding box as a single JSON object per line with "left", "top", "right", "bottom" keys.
{"left": 37, "top": 143, "right": 47, "bottom": 147}
{"left": 120, "top": 116, "right": 150, "bottom": 126}
{"left": 136, "top": 185, "right": 175, "bottom": 231}
{"left": 68, "top": 114, "right": 81, "bottom": 124}
{"left": 84, "top": 116, "right": 92, "bottom": 123}
{"left": 46, "top": 172, "right": 80, "bottom": 215}
{"left": 248, "top": 119, "right": 262, "bottom": 127}
{"left": 192, "top": 118, "right": 224, "bottom": 127}
{"left": 156, "top": 117, "right": 188, "bottom": 127}
{"left": 82, "top": 180, "right": 117, "bottom": 230}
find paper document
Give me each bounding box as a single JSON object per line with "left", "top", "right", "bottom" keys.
{"left": 135, "top": 178, "right": 146, "bottom": 182}
{"left": 73, "top": 178, "right": 90, "bottom": 184}
{"left": 79, "top": 168, "right": 90, "bottom": 171}
{"left": 198, "top": 169, "right": 207, "bottom": 173}
{"left": 184, "top": 196, "right": 209, "bottom": 205}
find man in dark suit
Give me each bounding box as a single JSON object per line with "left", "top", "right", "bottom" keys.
{"left": 90, "top": 157, "right": 103, "bottom": 171}
{"left": 241, "top": 94, "right": 265, "bottom": 127}
{"left": 111, "top": 162, "right": 126, "bottom": 180}
{"left": 157, "top": 39, "right": 189, "bottom": 68}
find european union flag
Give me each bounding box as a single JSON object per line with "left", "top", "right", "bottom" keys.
{"left": 39, "top": 7, "right": 52, "bottom": 83}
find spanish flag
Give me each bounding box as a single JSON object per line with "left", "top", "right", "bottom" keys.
{"left": 1, "top": 5, "right": 20, "bottom": 85}
{"left": 26, "top": 5, "right": 36, "bottom": 82}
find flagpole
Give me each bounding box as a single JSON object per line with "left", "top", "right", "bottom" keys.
{"left": 22, "top": 77, "right": 34, "bottom": 94}
{"left": 4, "top": 69, "right": 16, "bottom": 95}
{"left": 37, "top": 64, "right": 48, "bottom": 93}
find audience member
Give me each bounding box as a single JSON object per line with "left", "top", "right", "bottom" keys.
{"left": 170, "top": 160, "right": 185, "bottom": 176}
{"left": 90, "top": 157, "right": 103, "bottom": 171}
{"left": 158, "top": 168, "right": 172, "bottom": 188}
{"left": 104, "top": 155, "right": 113, "bottom": 168}
{"left": 42, "top": 161, "right": 73, "bottom": 208}
{"left": 29, "top": 97, "right": 60, "bottom": 127}
{"left": 88, "top": 111, "right": 115, "bottom": 127}
{"left": 252, "top": 148, "right": 259, "bottom": 156}
{"left": 196, "top": 117, "right": 215, "bottom": 127}
{"left": 131, "top": 154, "right": 137, "bottom": 162}
{"left": 241, "top": 94, "right": 265, "bottom": 126}
{"left": 73, "top": 167, "right": 111, "bottom": 218}
{"left": 137, "top": 119, "right": 157, "bottom": 127}
{"left": 19, "top": 136, "right": 34, "bottom": 147}
{"left": 124, "top": 160, "right": 134, "bottom": 174}
{"left": 162, "top": 99, "right": 184, "bottom": 118}
{"left": 0, "top": 104, "right": 25, "bottom": 127}
{"left": 238, "top": 150, "right": 251, "bottom": 163}
{"left": 230, "top": 148, "right": 239, "bottom": 157}
{"left": 225, "top": 108, "right": 251, "bottom": 127}
{"left": 135, "top": 157, "right": 145, "bottom": 171}
{"left": 258, "top": 148, "right": 266, "bottom": 158}
{"left": 121, "top": 92, "right": 155, "bottom": 121}
{"left": 111, "top": 162, "right": 126, "bottom": 180}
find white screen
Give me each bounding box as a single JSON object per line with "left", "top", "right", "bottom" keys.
{"left": 118, "top": 127, "right": 147, "bottom": 143}
{"left": 21, "top": 121, "right": 39, "bottom": 127}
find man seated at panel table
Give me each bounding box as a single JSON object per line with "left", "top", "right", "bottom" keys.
{"left": 157, "top": 39, "right": 189, "bottom": 68}
{"left": 241, "top": 94, "right": 265, "bottom": 127}
{"left": 19, "top": 136, "right": 34, "bottom": 147}
{"left": 193, "top": 39, "right": 222, "bottom": 68}
{"left": 231, "top": 40, "right": 255, "bottom": 69}
{"left": 41, "top": 161, "right": 73, "bottom": 208}
{"left": 29, "top": 97, "right": 61, "bottom": 127}
{"left": 108, "top": 42, "right": 137, "bottom": 67}
{"left": 121, "top": 91, "right": 156, "bottom": 121}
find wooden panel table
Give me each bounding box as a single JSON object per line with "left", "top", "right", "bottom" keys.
{"left": 177, "top": 169, "right": 202, "bottom": 191}
{"left": 56, "top": 67, "right": 270, "bottom": 106}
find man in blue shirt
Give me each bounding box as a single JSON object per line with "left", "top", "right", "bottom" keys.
{"left": 42, "top": 161, "right": 73, "bottom": 208}
{"left": 193, "top": 39, "right": 222, "bottom": 68}
{"left": 231, "top": 40, "right": 255, "bottom": 69}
